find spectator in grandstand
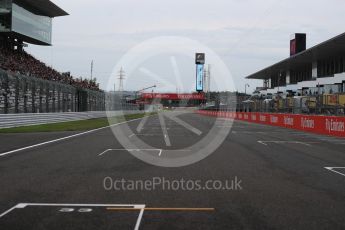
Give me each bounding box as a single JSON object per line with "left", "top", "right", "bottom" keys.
{"left": 0, "top": 47, "right": 100, "bottom": 91}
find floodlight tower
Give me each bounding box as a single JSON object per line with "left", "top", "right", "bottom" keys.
{"left": 203, "top": 67, "right": 208, "bottom": 92}
{"left": 207, "top": 64, "right": 211, "bottom": 102}
{"left": 207, "top": 64, "right": 211, "bottom": 93}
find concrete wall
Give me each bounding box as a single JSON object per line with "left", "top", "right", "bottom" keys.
{"left": 0, "top": 110, "right": 142, "bottom": 129}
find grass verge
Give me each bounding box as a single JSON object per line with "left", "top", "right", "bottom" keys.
{"left": 0, "top": 113, "right": 153, "bottom": 133}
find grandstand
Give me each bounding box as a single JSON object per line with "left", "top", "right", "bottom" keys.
{"left": 0, "top": 0, "right": 104, "bottom": 114}
{"left": 245, "top": 32, "right": 345, "bottom": 115}
{"left": 0, "top": 47, "right": 99, "bottom": 90}
{"left": 247, "top": 32, "right": 345, "bottom": 96}
{"left": 0, "top": 0, "right": 99, "bottom": 91}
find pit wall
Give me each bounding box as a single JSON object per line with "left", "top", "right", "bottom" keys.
{"left": 197, "top": 110, "right": 345, "bottom": 138}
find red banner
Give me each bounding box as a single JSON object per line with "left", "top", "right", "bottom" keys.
{"left": 197, "top": 110, "right": 345, "bottom": 137}
{"left": 141, "top": 93, "right": 205, "bottom": 100}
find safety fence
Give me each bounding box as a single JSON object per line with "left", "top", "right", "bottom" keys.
{"left": 198, "top": 110, "right": 345, "bottom": 137}
{"left": 239, "top": 94, "right": 345, "bottom": 116}
{"left": 0, "top": 69, "right": 105, "bottom": 114}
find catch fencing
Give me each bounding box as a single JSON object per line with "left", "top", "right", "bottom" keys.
{"left": 0, "top": 69, "right": 105, "bottom": 114}
{"left": 239, "top": 94, "right": 345, "bottom": 116}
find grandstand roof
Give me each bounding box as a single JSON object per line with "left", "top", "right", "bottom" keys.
{"left": 246, "top": 32, "right": 345, "bottom": 79}
{"left": 14, "top": 0, "right": 68, "bottom": 17}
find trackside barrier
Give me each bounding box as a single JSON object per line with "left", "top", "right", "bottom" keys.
{"left": 197, "top": 110, "right": 345, "bottom": 137}
{"left": 0, "top": 111, "right": 141, "bottom": 129}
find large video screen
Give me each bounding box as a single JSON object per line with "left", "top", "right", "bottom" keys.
{"left": 196, "top": 64, "right": 204, "bottom": 92}
{"left": 0, "top": 0, "right": 11, "bottom": 32}
{"left": 11, "top": 3, "right": 52, "bottom": 44}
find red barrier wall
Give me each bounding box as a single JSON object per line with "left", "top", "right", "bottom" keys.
{"left": 197, "top": 110, "right": 345, "bottom": 137}
{"left": 141, "top": 93, "right": 205, "bottom": 100}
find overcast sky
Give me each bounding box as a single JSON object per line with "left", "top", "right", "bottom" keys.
{"left": 27, "top": 0, "right": 345, "bottom": 93}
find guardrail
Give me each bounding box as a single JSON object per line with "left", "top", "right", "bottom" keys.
{"left": 0, "top": 111, "right": 140, "bottom": 129}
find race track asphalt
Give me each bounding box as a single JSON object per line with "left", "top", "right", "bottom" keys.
{"left": 1, "top": 111, "right": 345, "bottom": 230}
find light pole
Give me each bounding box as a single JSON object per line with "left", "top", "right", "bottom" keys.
{"left": 90, "top": 60, "right": 94, "bottom": 81}
{"left": 245, "top": 84, "right": 250, "bottom": 95}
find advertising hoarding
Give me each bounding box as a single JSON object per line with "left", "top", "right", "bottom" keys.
{"left": 141, "top": 93, "right": 205, "bottom": 100}
{"left": 198, "top": 111, "right": 345, "bottom": 137}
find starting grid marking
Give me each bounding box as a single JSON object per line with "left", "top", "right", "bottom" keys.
{"left": 98, "top": 148, "right": 193, "bottom": 157}
{"left": 257, "top": 141, "right": 320, "bottom": 146}
{"left": 128, "top": 134, "right": 185, "bottom": 138}
{"left": 0, "top": 203, "right": 215, "bottom": 230}
{"left": 232, "top": 123, "right": 345, "bottom": 145}
{"left": 0, "top": 117, "right": 151, "bottom": 158}
{"left": 0, "top": 203, "right": 146, "bottom": 230}
{"left": 98, "top": 149, "right": 163, "bottom": 157}
{"left": 325, "top": 167, "right": 345, "bottom": 177}
{"left": 136, "top": 112, "right": 203, "bottom": 148}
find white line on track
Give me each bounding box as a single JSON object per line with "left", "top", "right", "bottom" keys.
{"left": 135, "top": 206, "right": 146, "bottom": 230}
{"left": 318, "top": 139, "right": 344, "bottom": 142}
{"left": 128, "top": 134, "right": 161, "bottom": 138}
{"left": 258, "top": 141, "right": 269, "bottom": 146}
{"left": 98, "top": 149, "right": 163, "bottom": 157}
{"left": 233, "top": 131, "right": 267, "bottom": 134}
{"left": 164, "top": 113, "right": 202, "bottom": 136}
{"left": 0, "top": 203, "right": 146, "bottom": 218}
{"left": 0, "top": 203, "right": 147, "bottom": 230}
{"left": 158, "top": 113, "right": 171, "bottom": 147}
{"left": 257, "top": 141, "right": 319, "bottom": 146}
{"left": 0, "top": 204, "right": 19, "bottom": 218}
{"left": 129, "top": 133, "right": 185, "bottom": 138}
{"left": 0, "top": 117, "right": 148, "bottom": 157}
{"left": 137, "top": 127, "right": 172, "bottom": 130}
{"left": 136, "top": 115, "right": 149, "bottom": 133}
{"left": 325, "top": 167, "right": 345, "bottom": 177}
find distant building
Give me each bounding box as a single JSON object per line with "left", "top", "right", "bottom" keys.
{"left": 246, "top": 33, "right": 345, "bottom": 96}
